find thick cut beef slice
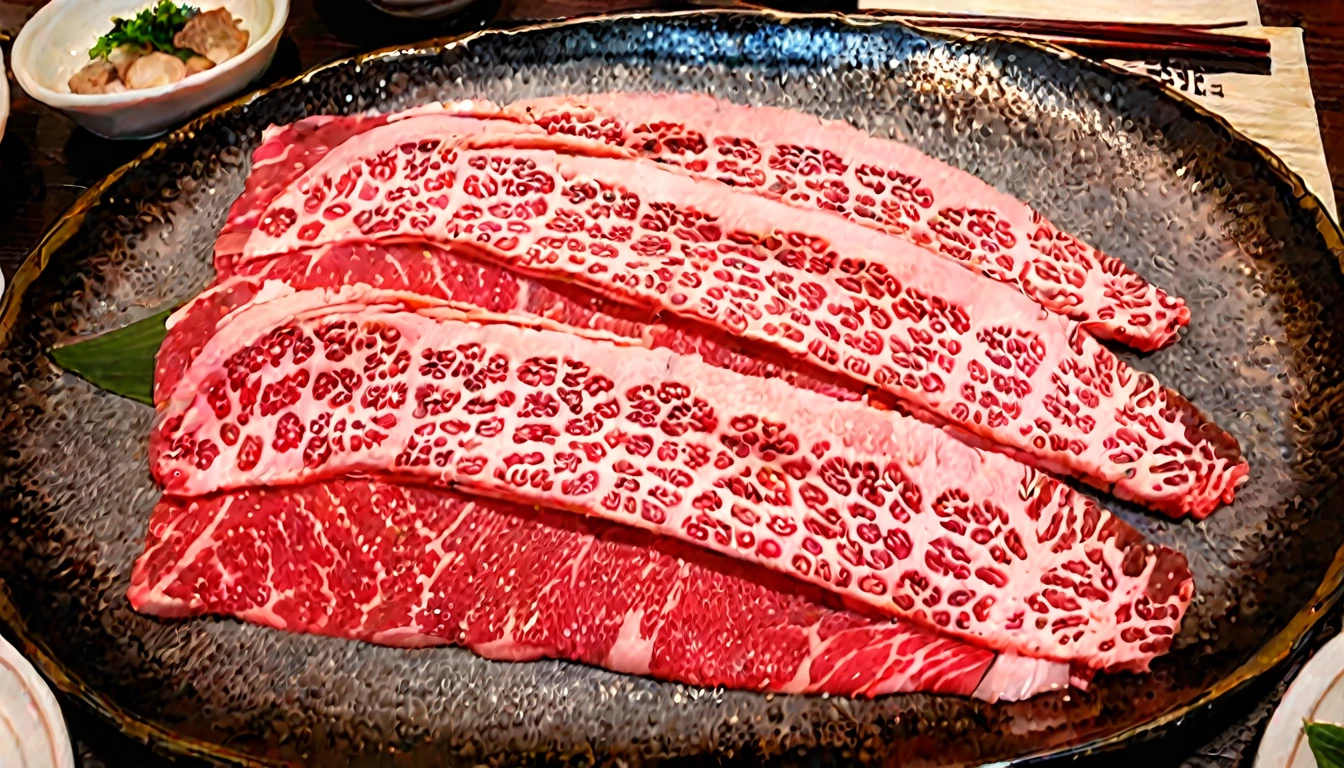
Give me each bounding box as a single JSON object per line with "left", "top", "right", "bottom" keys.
{"left": 152, "top": 300, "right": 1192, "bottom": 672}
{"left": 240, "top": 140, "right": 1246, "bottom": 517}
{"left": 130, "top": 479, "right": 1076, "bottom": 700}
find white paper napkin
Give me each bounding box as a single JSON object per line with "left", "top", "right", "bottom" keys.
{"left": 1109, "top": 28, "right": 1336, "bottom": 219}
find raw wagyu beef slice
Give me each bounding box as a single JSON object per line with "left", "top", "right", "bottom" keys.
{"left": 220, "top": 94, "right": 1189, "bottom": 352}
{"left": 456, "top": 92, "right": 1189, "bottom": 351}
{"left": 240, "top": 137, "right": 1247, "bottom": 518}
{"left": 152, "top": 301, "right": 1193, "bottom": 673}
{"left": 129, "top": 479, "right": 1075, "bottom": 701}
{"left": 154, "top": 243, "right": 864, "bottom": 406}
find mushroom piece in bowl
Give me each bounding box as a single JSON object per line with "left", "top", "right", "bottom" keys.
{"left": 175, "top": 8, "right": 249, "bottom": 64}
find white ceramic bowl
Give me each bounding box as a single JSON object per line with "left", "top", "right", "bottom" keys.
{"left": 0, "top": 45, "right": 7, "bottom": 297}
{"left": 12, "top": 0, "right": 288, "bottom": 139}
{"left": 0, "top": 45, "right": 10, "bottom": 144}
{"left": 0, "top": 634, "right": 74, "bottom": 768}
{"left": 1256, "top": 632, "right": 1344, "bottom": 767}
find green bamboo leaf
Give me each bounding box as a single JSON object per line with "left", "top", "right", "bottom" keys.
{"left": 49, "top": 309, "right": 171, "bottom": 405}
{"left": 1306, "top": 721, "right": 1344, "bottom": 768}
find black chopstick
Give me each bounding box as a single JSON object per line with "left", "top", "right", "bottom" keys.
{"left": 869, "top": 10, "right": 1272, "bottom": 64}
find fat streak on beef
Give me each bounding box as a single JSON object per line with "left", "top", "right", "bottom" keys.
{"left": 152, "top": 296, "right": 1193, "bottom": 672}
{"left": 443, "top": 93, "right": 1188, "bottom": 352}
{"left": 240, "top": 137, "right": 1246, "bottom": 517}
{"left": 129, "top": 479, "right": 1075, "bottom": 701}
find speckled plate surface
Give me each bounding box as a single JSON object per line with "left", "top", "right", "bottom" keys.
{"left": 2, "top": 11, "right": 1344, "bottom": 767}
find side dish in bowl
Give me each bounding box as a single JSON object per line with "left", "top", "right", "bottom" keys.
{"left": 68, "top": 1, "right": 249, "bottom": 95}
{"left": 11, "top": 0, "right": 286, "bottom": 138}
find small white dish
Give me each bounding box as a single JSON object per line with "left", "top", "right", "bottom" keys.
{"left": 0, "top": 45, "right": 6, "bottom": 297}
{"left": 0, "top": 634, "right": 74, "bottom": 768}
{"left": 1256, "top": 632, "right": 1344, "bottom": 767}
{"left": 12, "top": 0, "right": 288, "bottom": 139}
{"left": 0, "top": 45, "right": 10, "bottom": 144}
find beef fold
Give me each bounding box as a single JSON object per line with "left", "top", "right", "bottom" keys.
{"left": 130, "top": 478, "right": 1076, "bottom": 701}
{"left": 238, "top": 136, "right": 1246, "bottom": 517}
{"left": 214, "top": 113, "right": 396, "bottom": 264}
{"left": 151, "top": 297, "right": 1192, "bottom": 672}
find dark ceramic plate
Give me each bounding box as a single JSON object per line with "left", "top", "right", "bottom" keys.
{"left": 2, "top": 10, "right": 1343, "bottom": 767}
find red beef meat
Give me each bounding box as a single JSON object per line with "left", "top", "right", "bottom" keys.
{"left": 238, "top": 137, "right": 1246, "bottom": 517}
{"left": 223, "top": 95, "right": 1186, "bottom": 351}
{"left": 215, "top": 113, "right": 395, "bottom": 264}
{"left": 451, "top": 93, "right": 1188, "bottom": 351}
{"left": 152, "top": 298, "right": 1193, "bottom": 672}
{"left": 156, "top": 242, "right": 862, "bottom": 406}
{"left": 129, "top": 479, "right": 1078, "bottom": 700}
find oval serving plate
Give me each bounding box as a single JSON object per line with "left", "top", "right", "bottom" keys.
{"left": 2, "top": 10, "right": 1344, "bottom": 767}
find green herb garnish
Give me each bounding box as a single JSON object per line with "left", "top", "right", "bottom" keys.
{"left": 48, "top": 309, "right": 172, "bottom": 405}
{"left": 88, "top": 0, "right": 199, "bottom": 62}
{"left": 1306, "top": 720, "right": 1344, "bottom": 768}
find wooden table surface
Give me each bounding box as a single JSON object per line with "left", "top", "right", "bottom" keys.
{"left": 1, "top": 1, "right": 1341, "bottom": 765}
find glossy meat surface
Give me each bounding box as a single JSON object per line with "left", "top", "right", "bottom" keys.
{"left": 152, "top": 296, "right": 1193, "bottom": 671}
{"left": 131, "top": 479, "right": 1078, "bottom": 701}
{"left": 239, "top": 137, "right": 1245, "bottom": 517}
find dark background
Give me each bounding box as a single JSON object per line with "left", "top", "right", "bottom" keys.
{"left": 1, "top": 0, "right": 1341, "bottom": 765}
